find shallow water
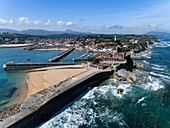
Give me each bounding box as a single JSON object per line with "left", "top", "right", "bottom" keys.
{"left": 40, "top": 39, "right": 170, "bottom": 128}
{"left": 0, "top": 47, "right": 86, "bottom": 110}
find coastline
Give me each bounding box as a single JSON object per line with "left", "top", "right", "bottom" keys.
{"left": 25, "top": 65, "right": 87, "bottom": 97}
{"left": 0, "top": 65, "right": 87, "bottom": 121}
{"left": 113, "top": 41, "right": 159, "bottom": 84}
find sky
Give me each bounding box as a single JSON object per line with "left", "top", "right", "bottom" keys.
{"left": 0, "top": 0, "right": 170, "bottom": 34}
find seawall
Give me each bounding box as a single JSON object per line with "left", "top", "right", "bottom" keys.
{"left": 3, "top": 62, "right": 76, "bottom": 71}
{"left": 0, "top": 70, "right": 112, "bottom": 128}
{"left": 49, "top": 47, "right": 75, "bottom": 62}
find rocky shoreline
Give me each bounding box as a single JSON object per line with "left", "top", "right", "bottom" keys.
{"left": 0, "top": 104, "right": 21, "bottom": 122}
{"left": 112, "top": 41, "right": 158, "bottom": 85}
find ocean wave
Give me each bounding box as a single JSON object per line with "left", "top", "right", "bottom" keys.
{"left": 103, "top": 80, "right": 133, "bottom": 98}
{"left": 136, "top": 96, "right": 147, "bottom": 104}
{"left": 155, "top": 45, "right": 168, "bottom": 48}
{"left": 143, "top": 60, "right": 149, "bottom": 64}
{"left": 83, "top": 84, "right": 132, "bottom": 100}
{"left": 40, "top": 85, "right": 129, "bottom": 128}
{"left": 151, "top": 66, "right": 165, "bottom": 71}
{"left": 140, "top": 75, "right": 164, "bottom": 91}
{"left": 150, "top": 63, "right": 166, "bottom": 68}
{"left": 150, "top": 72, "right": 170, "bottom": 79}
{"left": 155, "top": 43, "right": 170, "bottom": 47}
{"left": 141, "top": 53, "right": 151, "bottom": 59}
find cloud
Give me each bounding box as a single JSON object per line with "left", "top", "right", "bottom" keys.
{"left": 0, "top": 18, "right": 14, "bottom": 25}
{"left": 108, "top": 25, "right": 124, "bottom": 29}
{"left": 18, "top": 17, "right": 50, "bottom": 25}
{"left": 33, "top": 20, "right": 42, "bottom": 25}
{"left": 44, "top": 19, "right": 51, "bottom": 25}
{"left": 148, "top": 23, "right": 163, "bottom": 30}
{"left": 57, "top": 20, "right": 65, "bottom": 25}
{"left": 148, "top": 23, "right": 157, "bottom": 29}
{"left": 65, "top": 21, "right": 77, "bottom": 26}
{"left": 57, "top": 20, "right": 77, "bottom": 26}
{"left": 18, "top": 17, "right": 30, "bottom": 25}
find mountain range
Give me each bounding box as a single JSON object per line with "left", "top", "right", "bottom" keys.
{"left": 0, "top": 28, "right": 92, "bottom": 35}
{"left": 146, "top": 31, "right": 170, "bottom": 38}
{"left": 1, "top": 29, "right": 170, "bottom": 37}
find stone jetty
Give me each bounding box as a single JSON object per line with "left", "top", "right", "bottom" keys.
{"left": 49, "top": 47, "right": 75, "bottom": 62}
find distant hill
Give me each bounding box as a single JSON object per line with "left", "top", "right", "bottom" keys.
{"left": 146, "top": 31, "right": 170, "bottom": 38}
{"left": 0, "top": 29, "right": 19, "bottom": 34}
{"left": 0, "top": 28, "right": 92, "bottom": 35}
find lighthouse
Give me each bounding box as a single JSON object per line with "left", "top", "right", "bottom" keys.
{"left": 114, "top": 35, "right": 117, "bottom": 41}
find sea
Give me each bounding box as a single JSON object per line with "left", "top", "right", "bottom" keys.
{"left": 0, "top": 48, "right": 86, "bottom": 110}
{"left": 39, "top": 39, "right": 170, "bottom": 128}
{"left": 0, "top": 38, "right": 170, "bottom": 128}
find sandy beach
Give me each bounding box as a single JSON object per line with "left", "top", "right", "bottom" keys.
{"left": 26, "top": 65, "right": 87, "bottom": 97}
{"left": 0, "top": 44, "right": 33, "bottom": 48}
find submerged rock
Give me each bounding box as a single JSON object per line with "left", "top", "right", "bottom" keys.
{"left": 117, "top": 88, "right": 124, "bottom": 94}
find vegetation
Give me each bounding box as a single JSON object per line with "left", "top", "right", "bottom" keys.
{"left": 87, "top": 57, "right": 100, "bottom": 63}
{"left": 0, "top": 33, "right": 158, "bottom": 46}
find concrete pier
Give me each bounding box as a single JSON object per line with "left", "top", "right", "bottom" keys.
{"left": 3, "top": 62, "right": 76, "bottom": 71}
{"left": 73, "top": 58, "right": 88, "bottom": 62}
{"left": 0, "top": 70, "right": 112, "bottom": 128}
{"left": 49, "top": 47, "right": 75, "bottom": 62}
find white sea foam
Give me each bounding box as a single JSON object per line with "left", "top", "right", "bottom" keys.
{"left": 150, "top": 72, "right": 170, "bottom": 79}
{"left": 143, "top": 60, "right": 149, "bottom": 64}
{"left": 84, "top": 83, "right": 132, "bottom": 100}
{"left": 151, "top": 66, "right": 165, "bottom": 71}
{"left": 141, "top": 51, "right": 152, "bottom": 58}
{"left": 40, "top": 85, "right": 129, "bottom": 128}
{"left": 150, "top": 64, "right": 166, "bottom": 69}
{"left": 151, "top": 64, "right": 161, "bottom": 67}
{"left": 155, "top": 43, "right": 170, "bottom": 47}
{"left": 140, "top": 76, "right": 164, "bottom": 91}
{"left": 155, "top": 45, "right": 168, "bottom": 48}
{"left": 136, "top": 96, "right": 147, "bottom": 104}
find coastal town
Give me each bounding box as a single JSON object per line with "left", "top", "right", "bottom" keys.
{"left": 0, "top": 33, "right": 159, "bottom": 84}
{"left": 0, "top": 33, "right": 160, "bottom": 127}
{"left": 1, "top": 0, "right": 170, "bottom": 127}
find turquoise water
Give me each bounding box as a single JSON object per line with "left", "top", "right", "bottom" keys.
{"left": 40, "top": 39, "right": 170, "bottom": 128}
{"left": 0, "top": 48, "right": 86, "bottom": 110}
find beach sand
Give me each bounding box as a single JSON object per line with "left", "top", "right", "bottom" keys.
{"left": 26, "top": 65, "right": 87, "bottom": 97}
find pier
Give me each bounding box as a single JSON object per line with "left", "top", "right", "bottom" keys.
{"left": 0, "top": 70, "right": 112, "bottom": 128}
{"left": 49, "top": 47, "right": 75, "bottom": 62}
{"left": 3, "top": 62, "right": 76, "bottom": 71}
{"left": 73, "top": 58, "right": 88, "bottom": 62}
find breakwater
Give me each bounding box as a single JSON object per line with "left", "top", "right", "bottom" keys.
{"left": 49, "top": 47, "right": 75, "bottom": 62}
{"left": 0, "top": 70, "right": 112, "bottom": 128}
{"left": 3, "top": 62, "right": 76, "bottom": 71}
{"left": 73, "top": 58, "right": 88, "bottom": 62}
